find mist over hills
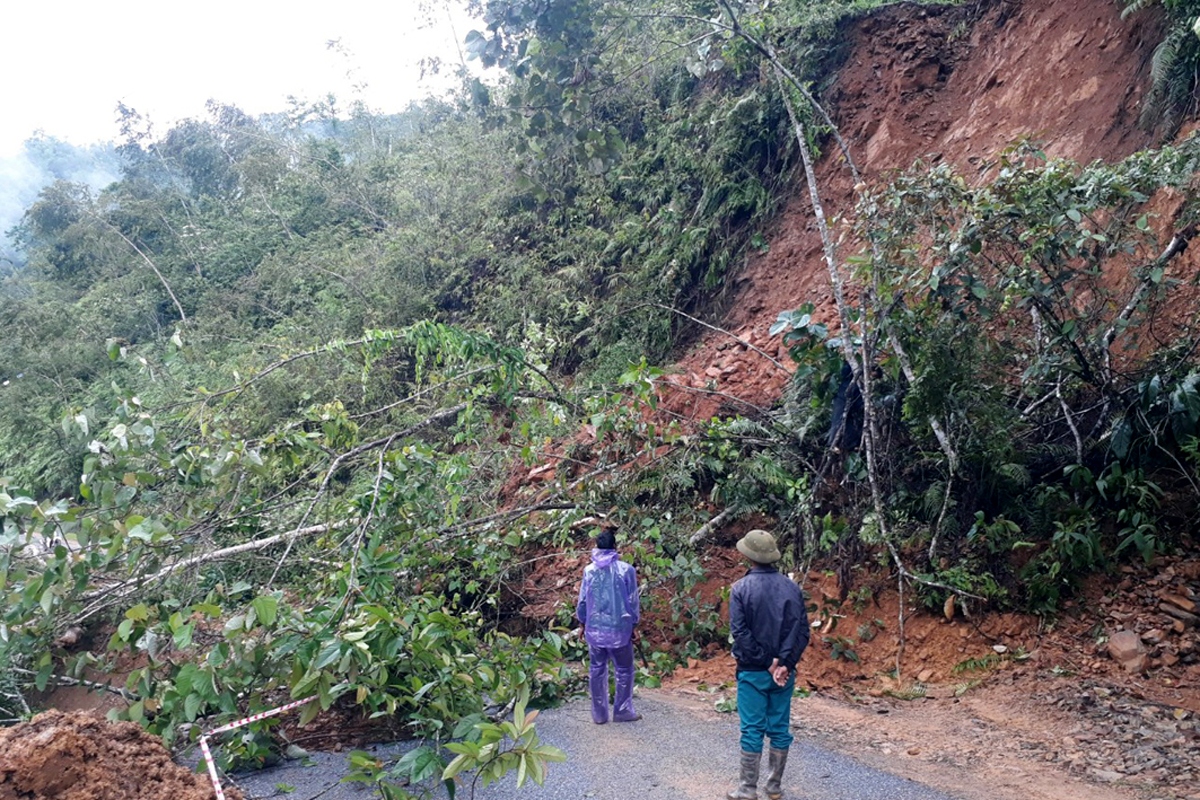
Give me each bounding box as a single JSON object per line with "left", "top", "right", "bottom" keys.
{"left": 0, "top": 136, "right": 124, "bottom": 275}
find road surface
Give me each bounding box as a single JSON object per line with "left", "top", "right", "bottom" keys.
{"left": 231, "top": 690, "right": 963, "bottom": 800}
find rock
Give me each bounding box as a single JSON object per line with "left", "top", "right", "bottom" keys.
{"left": 1159, "top": 603, "right": 1199, "bottom": 627}
{"left": 528, "top": 463, "right": 555, "bottom": 482}
{"left": 917, "top": 668, "right": 934, "bottom": 682}
{"left": 1160, "top": 592, "right": 1197, "bottom": 613}
{"left": 1089, "top": 768, "right": 1125, "bottom": 782}
{"left": 1108, "top": 630, "right": 1147, "bottom": 673}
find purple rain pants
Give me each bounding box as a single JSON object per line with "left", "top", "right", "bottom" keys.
{"left": 588, "top": 641, "right": 638, "bottom": 724}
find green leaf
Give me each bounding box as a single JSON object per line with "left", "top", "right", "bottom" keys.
{"left": 442, "top": 753, "right": 471, "bottom": 781}
{"left": 397, "top": 746, "right": 443, "bottom": 783}
{"left": 251, "top": 595, "right": 279, "bottom": 628}
{"left": 452, "top": 713, "right": 484, "bottom": 740}
{"left": 298, "top": 699, "right": 321, "bottom": 727}
{"left": 412, "top": 680, "right": 438, "bottom": 702}
{"left": 35, "top": 661, "right": 54, "bottom": 691}
{"left": 193, "top": 603, "right": 222, "bottom": 618}
{"left": 40, "top": 587, "right": 55, "bottom": 615}
{"left": 125, "top": 603, "right": 151, "bottom": 622}
{"left": 1111, "top": 417, "right": 1133, "bottom": 460}
{"left": 173, "top": 623, "right": 195, "bottom": 650}
{"left": 533, "top": 745, "right": 567, "bottom": 762}
{"left": 516, "top": 751, "right": 528, "bottom": 787}
{"left": 314, "top": 641, "right": 342, "bottom": 669}
{"left": 184, "top": 692, "right": 203, "bottom": 721}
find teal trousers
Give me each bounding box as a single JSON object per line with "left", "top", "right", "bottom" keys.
{"left": 736, "top": 669, "right": 795, "bottom": 753}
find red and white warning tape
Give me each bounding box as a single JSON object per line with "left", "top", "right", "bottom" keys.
{"left": 196, "top": 695, "right": 316, "bottom": 800}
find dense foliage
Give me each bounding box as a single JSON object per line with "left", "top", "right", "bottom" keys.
{"left": 1, "top": 0, "right": 1198, "bottom": 795}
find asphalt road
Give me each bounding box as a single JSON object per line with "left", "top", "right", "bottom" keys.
{"left": 231, "top": 691, "right": 963, "bottom": 800}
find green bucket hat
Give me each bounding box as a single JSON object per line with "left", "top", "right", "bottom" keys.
{"left": 736, "top": 529, "right": 781, "bottom": 564}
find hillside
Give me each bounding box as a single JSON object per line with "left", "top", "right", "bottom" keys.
{"left": 1, "top": 0, "right": 1199, "bottom": 798}
{"left": 664, "top": 0, "right": 1186, "bottom": 418}
{"left": 644, "top": 0, "right": 1200, "bottom": 797}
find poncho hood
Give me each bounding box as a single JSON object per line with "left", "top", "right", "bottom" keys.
{"left": 591, "top": 548, "right": 619, "bottom": 568}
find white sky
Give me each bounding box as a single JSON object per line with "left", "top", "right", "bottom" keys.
{"left": 0, "top": 0, "right": 479, "bottom": 157}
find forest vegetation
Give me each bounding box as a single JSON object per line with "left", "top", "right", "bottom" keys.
{"left": 2, "top": 0, "right": 1199, "bottom": 794}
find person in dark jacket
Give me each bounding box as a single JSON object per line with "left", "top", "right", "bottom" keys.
{"left": 576, "top": 527, "right": 641, "bottom": 724}
{"left": 727, "top": 529, "right": 809, "bottom": 800}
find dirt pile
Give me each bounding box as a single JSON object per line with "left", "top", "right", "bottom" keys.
{"left": 0, "top": 710, "right": 238, "bottom": 800}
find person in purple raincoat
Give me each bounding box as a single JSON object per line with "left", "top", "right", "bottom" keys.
{"left": 575, "top": 527, "right": 641, "bottom": 724}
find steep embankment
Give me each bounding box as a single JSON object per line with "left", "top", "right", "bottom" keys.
{"left": 645, "top": 2, "right": 1200, "bottom": 797}
{"left": 661, "top": 0, "right": 1178, "bottom": 420}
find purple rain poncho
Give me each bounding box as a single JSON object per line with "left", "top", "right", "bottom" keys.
{"left": 576, "top": 548, "right": 640, "bottom": 648}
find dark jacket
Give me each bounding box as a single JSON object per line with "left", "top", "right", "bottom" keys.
{"left": 729, "top": 565, "right": 809, "bottom": 672}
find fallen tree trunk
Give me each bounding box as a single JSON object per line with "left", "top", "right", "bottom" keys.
{"left": 76, "top": 520, "right": 356, "bottom": 621}
{"left": 690, "top": 508, "right": 734, "bottom": 546}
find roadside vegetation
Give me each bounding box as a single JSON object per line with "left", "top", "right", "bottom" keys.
{"left": 2, "top": 0, "right": 1198, "bottom": 796}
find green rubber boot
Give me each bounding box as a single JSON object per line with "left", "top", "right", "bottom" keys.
{"left": 764, "top": 747, "right": 789, "bottom": 800}
{"left": 726, "top": 750, "right": 760, "bottom": 800}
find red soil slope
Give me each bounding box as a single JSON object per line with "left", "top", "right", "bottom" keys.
{"left": 662, "top": 0, "right": 1186, "bottom": 421}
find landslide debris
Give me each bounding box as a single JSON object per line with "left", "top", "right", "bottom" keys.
{"left": 0, "top": 710, "right": 240, "bottom": 800}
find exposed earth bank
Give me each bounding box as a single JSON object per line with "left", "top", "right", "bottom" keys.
{"left": 660, "top": 0, "right": 1190, "bottom": 421}
{"left": 647, "top": 0, "right": 1200, "bottom": 793}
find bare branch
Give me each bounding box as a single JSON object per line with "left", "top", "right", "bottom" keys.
{"left": 439, "top": 503, "right": 577, "bottom": 538}
{"left": 1101, "top": 224, "right": 1196, "bottom": 376}
{"left": 90, "top": 214, "right": 188, "bottom": 324}
{"left": 351, "top": 366, "right": 492, "bottom": 420}
{"left": 690, "top": 507, "right": 734, "bottom": 546}
{"left": 11, "top": 668, "right": 138, "bottom": 702}
{"left": 77, "top": 521, "right": 355, "bottom": 621}
{"left": 266, "top": 403, "right": 468, "bottom": 587}
{"left": 1056, "top": 375, "right": 1084, "bottom": 465}
{"left": 642, "top": 302, "right": 790, "bottom": 373}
